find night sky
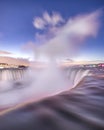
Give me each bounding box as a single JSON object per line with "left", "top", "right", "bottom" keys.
{"left": 0, "top": 0, "right": 104, "bottom": 61}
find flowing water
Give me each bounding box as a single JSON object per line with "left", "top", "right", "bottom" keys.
{"left": 0, "top": 67, "right": 104, "bottom": 130}
{"left": 0, "top": 69, "right": 25, "bottom": 81}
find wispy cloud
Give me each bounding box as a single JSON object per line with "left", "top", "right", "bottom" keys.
{"left": 33, "top": 11, "right": 64, "bottom": 29}
{"left": 0, "top": 50, "right": 13, "bottom": 55}
{"left": 33, "top": 17, "right": 46, "bottom": 29}
{"left": 0, "top": 56, "right": 29, "bottom": 65}
{"left": 43, "top": 11, "right": 64, "bottom": 26}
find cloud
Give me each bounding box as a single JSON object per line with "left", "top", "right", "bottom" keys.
{"left": 43, "top": 11, "right": 64, "bottom": 26}
{"left": 0, "top": 56, "right": 29, "bottom": 65}
{"left": 64, "top": 10, "right": 101, "bottom": 38}
{"left": 46, "top": 10, "right": 101, "bottom": 57}
{"left": 25, "top": 10, "right": 102, "bottom": 61}
{"left": 0, "top": 50, "right": 13, "bottom": 55}
{"left": 33, "top": 11, "right": 64, "bottom": 29}
{"left": 33, "top": 17, "right": 46, "bottom": 29}
{"left": 0, "top": 51, "right": 30, "bottom": 65}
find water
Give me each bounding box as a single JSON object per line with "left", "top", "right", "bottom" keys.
{"left": 0, "top": 67, "right": 104, "bottom": 130}
{"left": 0, "top": 69, "right": 25, "bottom": 81}
{"left": 0, "top": 67, "right": 90, "bottom": 108}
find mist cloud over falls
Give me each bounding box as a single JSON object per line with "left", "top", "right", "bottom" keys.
{"left": 25, "top": 10, "right": 102, "bottom": 60}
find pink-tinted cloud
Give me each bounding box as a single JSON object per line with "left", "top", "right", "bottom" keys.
{"left": 0, "top": 56, "right": 29, "bottom": 65}
{"left": 0, "top": 50, "right": 13, "bottom": 55}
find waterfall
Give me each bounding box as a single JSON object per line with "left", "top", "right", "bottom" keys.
{"left": 0, "top": 69, "right": 26, "bottom": 81}
{"left": 0, "top": 67, "right": 91, "bottom": 108}
{"left": 66, "top": 68, "right": 91, "bottom": 88}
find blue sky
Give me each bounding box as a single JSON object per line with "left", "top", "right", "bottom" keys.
{"left": 0, "top": 0, "right": 104, "bottom": 61}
